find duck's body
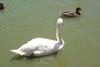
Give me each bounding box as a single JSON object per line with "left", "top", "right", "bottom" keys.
{"left": 10, "top": 18, "right": 64, "bottom": 56}
{"left": 61, "top": 10, "right": 78, "bottom": 17}
{"left": 60, "top": 7, "right": 81, "bottom": 17}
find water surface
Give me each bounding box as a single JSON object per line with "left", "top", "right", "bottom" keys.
{"left": 0, "top": 0, "right": 100, "bottom": 67}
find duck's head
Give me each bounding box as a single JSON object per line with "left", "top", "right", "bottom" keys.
{"left": 76, "top": 7, "right": 81, "bottom": 15}
{"left": 76, "top": 7, "right": 81, "bottom": 11}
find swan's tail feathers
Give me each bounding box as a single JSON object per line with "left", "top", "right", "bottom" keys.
{"left": 10, "top": 49, "right": 25, "bottom": 56}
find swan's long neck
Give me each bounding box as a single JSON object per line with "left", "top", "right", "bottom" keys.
{"left": 56, "top": 24, "right": 62, "bottom": 43}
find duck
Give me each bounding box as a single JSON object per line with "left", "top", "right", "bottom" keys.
{"left": 60, "top": 7, "right": 81, "bottom": 17}
{"left": 10, "top": 18, "right": 64, "bottom": 56}
{"left": 0, "top": 3, "right": 5, "bottom": 10}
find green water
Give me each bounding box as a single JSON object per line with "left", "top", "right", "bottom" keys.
{"left": 0, "top": 0, "right": 100, "bottom": 67}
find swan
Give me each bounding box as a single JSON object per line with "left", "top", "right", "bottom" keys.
{"left": 10, "top": 18, "right": 64, "bottom": 56}
{"left": 60, "top": 7, "right": 81, "bottom": 17}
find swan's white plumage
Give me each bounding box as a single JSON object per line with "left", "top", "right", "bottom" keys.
{"left": 10, "top": 49, "right": 25, "bottom": 56}
{"left": 57, "top": 18, "right": 63, "bottom": 24}
{"left": 10, "top": 18, "right": 64, "bottom": 56}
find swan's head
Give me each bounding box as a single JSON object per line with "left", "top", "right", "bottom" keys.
{"left": 57, "top": 18, "right": 63, "bottom": 25}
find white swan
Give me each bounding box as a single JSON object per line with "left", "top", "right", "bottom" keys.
{"left": 10, "top": 18, "right": 64, "bottom": 56}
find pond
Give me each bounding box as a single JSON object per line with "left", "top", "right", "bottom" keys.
{"left": 0, "top": 0, "right": 100, "bottom": 67}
